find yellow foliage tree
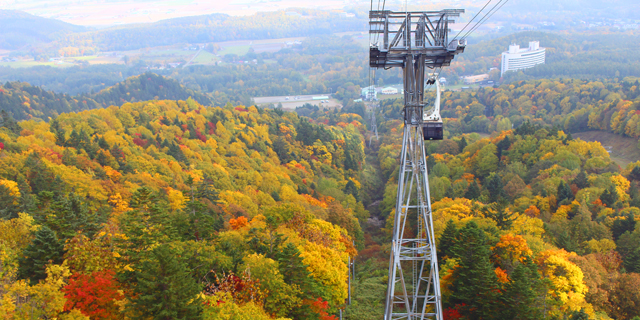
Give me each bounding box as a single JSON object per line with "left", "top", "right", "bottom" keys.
{"left": 536, "top": 249, "right": 594, "bottom": 316}
{"left": 166, "top": 187, "right": 186, "bottom": 212}
{"left": 0, "top": 180, "right": 20, "bottom": 204}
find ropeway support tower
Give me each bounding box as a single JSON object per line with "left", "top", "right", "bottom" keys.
{"left": 369, "top": 9, "right": 466, "bottom": 320}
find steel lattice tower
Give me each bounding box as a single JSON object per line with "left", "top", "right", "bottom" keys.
{"left": 368, "top": 10, "right": 466, "bottom": 320}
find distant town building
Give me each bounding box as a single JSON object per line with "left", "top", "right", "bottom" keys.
{"left": 381, "top": 87, "right": 398, "bottom": 95}
{"left": 501, "top": 41, "right": 546, "bottom": 76}
{"left": 439, "top": 77, "right": 447, "bottom": 84}
{"left": 361, "top": 85, "right": 378, "bottom": 100}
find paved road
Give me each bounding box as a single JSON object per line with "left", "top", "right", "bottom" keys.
{"left": 183, "top": 48, "right": 203, "bottom": 68}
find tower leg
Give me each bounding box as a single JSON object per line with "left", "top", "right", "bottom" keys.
{"left": 384, "top": 63, "right": 443, "bottom": 320}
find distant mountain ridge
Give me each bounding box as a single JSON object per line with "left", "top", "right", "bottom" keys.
{"left": 0, "top": 72, "right": 212, "bottom": 121}
{"left": 0, "top": 10, "right": 88, "bottom": 50}
{"left": 3, "top": 9, "right": 365, "bottom": 54}
{"left": 71, "top": 9, "right": 366, "bottom": 51}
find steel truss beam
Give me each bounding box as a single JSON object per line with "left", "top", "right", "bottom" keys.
{"left": 369, "top": 10, "right": 466, "bottom": 69}
{"left": 384, "top": 106, "right": 442, "bottom": 320}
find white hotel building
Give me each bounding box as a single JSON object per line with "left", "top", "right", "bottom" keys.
{"left": 501, "top": 41, "right": 546, "bottom": 76}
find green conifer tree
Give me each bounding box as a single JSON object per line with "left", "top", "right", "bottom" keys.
{"left": 600, "top": 185, "right": 619, "bottom": 208}
{"left": 449, "top": 221, "right": 499, "bottom": 319}
{"left": 457, "top": 136, "right": 467, "bottom": 153}
{"left": 556, "top": 180, "right": 574, "bottom": 205}
{"left": 497, "top": 263, "right": 544, "bottom": 320}
{"left": 629, "top": 166, "right": 640, "bottom": 181}
{"left": 572, "top": 170, "right": 589, "bottom": 189}
{"left": 18, "top": 225, "right": 65, "bottom": 284}
{"left": 485, "top": 173, "right": 504, "bottom": 203}
{"left": 438, "top": 219, "right": 459, "bottom": 261}
{"left": 612, "top": 213, "right": 636, "bottom": 241}
{"left": 568, "top": 308, "right": 590, "bottom": 320}
{"left": 130, "top": 244, "right": 202, "bottom": 319}
{"left": 465, "top": 180, "right": 481, "bottom": 200}
{"left": 484, "top": 200, "right": 515, "bottom": 230}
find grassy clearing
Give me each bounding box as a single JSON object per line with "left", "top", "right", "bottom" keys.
{"left": 218, "top": 45, "right": 250, "bottom": 56}
{"left": 192, "top": 50, "right": 218, "bottom": 65}
{"left": 574, "top": 131, "right": 640, "bottom": 168}
{"left": 0, "top": 60, "right": 72, "bottom": 68}
{"left": 445, "top": 84, "right": 481, "bottom": 91}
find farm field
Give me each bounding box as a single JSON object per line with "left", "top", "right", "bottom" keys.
{"left": 254, "top": 94, "right": 340, "bottom": 109}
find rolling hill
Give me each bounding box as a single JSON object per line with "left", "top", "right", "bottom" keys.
{"left": 0, "top": 72, "right": 212, "bottom": 121}
{"left": 0, "top": 10, "right": 88, "bottom": 50}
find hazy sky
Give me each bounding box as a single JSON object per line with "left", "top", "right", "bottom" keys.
{"left": 0, "top": 0, "right": 355, "bottom": 26}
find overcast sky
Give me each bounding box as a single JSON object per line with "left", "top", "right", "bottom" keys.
{"left": 0, "top": 0, "right": 357, "bottom": 26}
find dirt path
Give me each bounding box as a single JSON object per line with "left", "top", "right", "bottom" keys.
{"left": 574, "top": 130, "right": 640, "bottom": 168}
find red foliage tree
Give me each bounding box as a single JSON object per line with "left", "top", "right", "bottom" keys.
{"left": 132, "top": 137, "right": 147, "bottom": 147}
{"left": 443, "top": 304, "right": 465, "bottom": 320}
{"left": 63, "top": 269, "right": 124, "bottom": 319}
{"left": 307, "top": 298, "right": 339, "bottom": 320}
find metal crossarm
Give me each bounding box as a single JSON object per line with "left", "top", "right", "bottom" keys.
{"left": 369, "top": 10, "right": 466, "bottom": 69}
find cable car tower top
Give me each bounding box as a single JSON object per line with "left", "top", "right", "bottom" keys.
{"left": 369, "top": 7, "right": 466, "bottom": 320}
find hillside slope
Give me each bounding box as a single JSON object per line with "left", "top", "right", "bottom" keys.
{"left": 0, "top": 99, "right": 368, "bottom": 318}
{"left": 60, "top": 9, "right": 366, "bottom": 51}
{"left": 0, "top": 72, "right": 212, "bottom": 121}
{"left": 0, "top": 10, "right": 87, "bottom": 50}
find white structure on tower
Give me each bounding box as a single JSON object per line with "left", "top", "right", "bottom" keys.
{"left": 500, "top": 41, "right": 545, "bottom": 76}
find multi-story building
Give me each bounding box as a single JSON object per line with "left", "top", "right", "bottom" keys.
{"left": 501, "top": 41, "right": 545, "bottom": 76}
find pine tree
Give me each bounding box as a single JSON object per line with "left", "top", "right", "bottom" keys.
{"left": 130, "top": 244, "right": 202, "bottom": 319}
{"left": 41, "top": 193, "right": 99, "bottom": 239}
{"left": 484, "top": 200, "right": 515, "bottom": 230}
{"left": 630, "top": 183, "right": 640, "bottom": 208}
{"left": 624, "top": 246, "right": 640, "bottom": 273}
{"left": 18, "top": 225, "right": 65, "bottom": 284}
{"left": 275, "top": 243, "right": 325, "bottom": 319}
{"left": 344, "top": 179, "right": 359, "bottom": 201}
{"left": 438, "top": 219, "right": 459, "bottom": 261}
{"left": 556, "top": 180, "right": 574, "bottom": 205}
{"left": 0, "top": 183, "right": 19, "bottom": 219}
{"left": 497, "top": 263, "right": 543, "bottom": 320}
{"left": 496, "top": 135, "right": 511, "bottom": 159}
{"left": 629, "top": 166, "right": 640, "bottom": 182}
{"left": 600, "top": 185, "right": 618, "bottom": 208}
{"left": 457, "top": 137, "right": 468, "bottom": 153}
{"left": 427, "top": 155, "right": 436, "bottom": 172}
{"left": 612, "top": 213, "right": 636, "bottom": 241}
{"left": 568, "top": 308, "right": 590, "bottom": 320}
{"left": 0, "top": 109, "right": 21, "bottom": 135}
{"left": 465, "top": 180, "right": 481, "bottom": 200}
{"left": 572, "top": 170, "right": 589, "bottom": 189}
{"left": 485, "top": 173, "right": 504, "bottom": 203}
{"left": 449, "top": 221, "right": 499, "bottom": 319}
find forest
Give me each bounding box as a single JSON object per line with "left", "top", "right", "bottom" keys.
{"left": 343, "top": 121, "right": 640, "bottom": 319}
{"left": 0, "top": 30, "right": 640, "bottom": 317}
{"left": 379, "top": 77, "right": 640, "bottom": 143}
{"left": 0, "top": 73, "right": 639, "bottom": 319}
{"left": 0, "top": 98, "right": 368, "bottom": 319}
{"left": 0, "top": 72, "right": 212, "bottom": 121}
{"left": 13, "top": 9, "right": 366, "bottom": 58}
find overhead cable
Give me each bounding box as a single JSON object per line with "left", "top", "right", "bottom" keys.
{"left": 462, "top": 0, "right": 511, "bottom": 40}
{"left": 453, "top": 0, "right": 494, "bottom": 39}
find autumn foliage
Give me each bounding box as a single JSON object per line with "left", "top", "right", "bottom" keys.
{"left": 63, "top": 269, "right": 124, "bottom": 319}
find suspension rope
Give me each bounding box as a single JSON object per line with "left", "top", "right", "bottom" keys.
{"left": 461, "top": 0, "right": 511, "bottom": 40}
{"left": 453, "top": 0, "right": 494, "bottom": 40}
